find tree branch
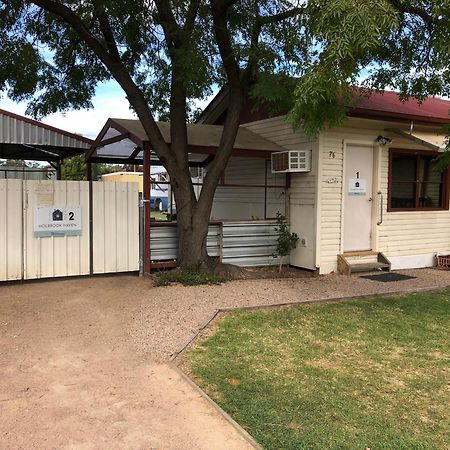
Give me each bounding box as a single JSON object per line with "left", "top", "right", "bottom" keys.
{"left": 389, "top": 0, "right": 435, "bottom": 27}
{"left": 210, "top": 0, "right": 241, "bottom": 88}
{"left": 92, "top": 0, "right": 121, "bottom": 61}
{"left": 30, "top": 0, "right": 173, "bottom": 167}
{"left": 154, "top": 0, "right": 180, "bottom": 49}
{"left": 257, "top": 7, "right": 303, "bottom": 26}
{"left": 244, "top": 5, "right": 305, "bottom": 89}
{"left": 183, "top": 0, "right": 201, "bottom": 33}
{"left": 154, "top": 0, "right": 192, "bottom": 176}
{"left": 197, "top": 0, "right": 243, "bottom": 214}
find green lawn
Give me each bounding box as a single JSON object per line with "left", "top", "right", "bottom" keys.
{"left": 150, "top": 211, "right": 169, "bottom": 221}
{"left": 185, "top": 291, "right": 450, "bottom": 450}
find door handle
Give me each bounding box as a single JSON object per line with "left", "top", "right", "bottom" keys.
{"left": 368, "top": 197, "right": 373, "bottom": 202}
{"left": 377, "top": 191, "right": 383, "bottom": 225}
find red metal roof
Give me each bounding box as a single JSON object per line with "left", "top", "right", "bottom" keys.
{"left": 346, "top": 89, "right": 450, "bottom": 125}
{"left": 200, "top": 87, "right": 450, "bottom": 127}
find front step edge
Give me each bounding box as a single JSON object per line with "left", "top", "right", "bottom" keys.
{"left": 338, "top": 252, "right": 391, "bottom": 275}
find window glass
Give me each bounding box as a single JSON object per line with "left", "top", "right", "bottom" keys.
{"left": 391, "top": 182, "right": 416, "bottom": 208}
{"left": 419, "top": 182, "right": 442, "bottom": 207}
{"left": 392, "top": 154, "right": 416, "bottom": 181}
{"left": 419, "top": 156, "right": 441, "bottom": 183}
{"left": 389, "top": 151, "right": 446, "bottom": 210}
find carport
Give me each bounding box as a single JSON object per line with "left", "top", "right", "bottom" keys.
{"left": 0, "top": 108, "right": 92, "bottom": 176}
{"left": 87, "top": 119, "right": 286, "bottom": 273}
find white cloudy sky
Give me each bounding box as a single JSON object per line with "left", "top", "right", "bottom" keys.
{"left": 0, "top": 80, "right": 215, "bottom": 140}
{"left": 0, "top": 80, "right": 132, "bottom": 139}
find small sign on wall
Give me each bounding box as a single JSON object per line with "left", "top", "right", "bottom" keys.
{"left": 34, "top": 206, "right": 82, "bottom": 237}
{"left": 348, "top": 179, "right": 367, "bottom": 196}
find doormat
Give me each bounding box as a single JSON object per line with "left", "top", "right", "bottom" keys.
{"left": 361, "top": 273, "right": 417, "bottom": 282}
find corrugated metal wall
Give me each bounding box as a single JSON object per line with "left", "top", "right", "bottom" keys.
{"left": 0, "top": 169, "right": 55, "bottom": 180}
{"left": 150, "top": 224, "right": 221, "bottom": 262}
{"left": 222, "top": 221, "right": 281, "bottom": 266}
{"left": 0, "top": 179, "right": 139, "bottom": 281}
{"left": 150, "top": 220, "right": 282, "bottom": 267}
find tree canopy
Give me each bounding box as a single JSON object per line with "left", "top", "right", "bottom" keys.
{"left": 60, "top": 155, "right": 115, "bottom": 181}
{"left": 0, "top": 0, "right": 448, "bottom": 268}
{"left": 1, "top": 1, "right": 448, "bottom": 133}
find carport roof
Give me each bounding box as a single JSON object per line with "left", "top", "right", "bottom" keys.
{"left": 87, "top": 118, "right": 285, "bottom": 165}
{"left": 0, "top": 108, "right": 93, "bottom": 162}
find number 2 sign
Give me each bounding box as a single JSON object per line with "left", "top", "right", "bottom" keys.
{"left": 34, "top": 206, "right": 82, "bottom": 237}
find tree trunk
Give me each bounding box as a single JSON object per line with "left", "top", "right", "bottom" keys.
{"left": 171, "top": 170, "right": 215, "bottom": 270}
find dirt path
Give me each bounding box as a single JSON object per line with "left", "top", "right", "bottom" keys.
{"left": 1, "top": 269, "right": 450, "bottom": 449}
{"left": 0, "top": 278, "right": 253, "bottom": 449}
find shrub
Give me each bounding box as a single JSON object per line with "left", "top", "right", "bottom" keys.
{"left": 155, "top": 269, "right": 229, "bottom": 286}
{"left": 273, "top": 212, "right": 299, "bottom": 272}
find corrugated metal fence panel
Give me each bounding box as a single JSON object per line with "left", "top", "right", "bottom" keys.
{"left": 149, "top": 220, "right": 281, "bottom": 267}
{"left": 92, "top": 181, "right": 139, "bottom": 274}
{"left": 0, "top": 179, "right": 23, "bottom": 281}
{"left": 150, "top": 224, "right": 221, "bottom": 262}
{"left": 222, "top": 221, "right": 282, "bottom": 267}
{"left": 23, "top": 180, "right": 91, "bottom": 279}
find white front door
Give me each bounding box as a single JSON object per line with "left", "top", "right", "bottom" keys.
{"left": 343, "top": 145, "right": 374, "bottom": 252}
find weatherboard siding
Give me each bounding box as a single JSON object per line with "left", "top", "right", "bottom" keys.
{"left": 318, "top": 118, "right": 450, "bottom": 274}
{"left": 210, "top": 156, "right": 286, "bottom": 221}
{"left": 243, "top": 117, "right": 319, "bottom": 269}
{"left": 377, "top": 147, "right": 450, "bottom": 262}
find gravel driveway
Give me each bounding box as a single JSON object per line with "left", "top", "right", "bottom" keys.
{"left": 1, "top": 268, "right": 450, "bottom": 449}
{"left": 131, "top": 268, "right": 450, "bottom": 360}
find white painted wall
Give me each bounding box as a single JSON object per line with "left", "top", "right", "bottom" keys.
{"left": 245, "top": 115, "right": 449, "bottom": 274}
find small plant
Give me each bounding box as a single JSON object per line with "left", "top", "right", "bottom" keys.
{"left": 155, "top": 269, "right": 229, "bottom": 286}
{"left": 273, "top": 212, "right": 299, "bottom": 272}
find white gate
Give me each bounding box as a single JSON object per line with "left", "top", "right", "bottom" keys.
{"left": 0, "top": 179, "right": 23, "bottom": 281}
{"left": 0, "top": 179, "right": 139, "bottom": 281}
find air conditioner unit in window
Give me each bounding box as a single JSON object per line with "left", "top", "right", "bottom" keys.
{"left": 271, "top": 150, "right": 311, "bottom": 173}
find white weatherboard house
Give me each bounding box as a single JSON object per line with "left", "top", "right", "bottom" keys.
{"left": 199, "top": 89, "right": 450, "bottom": 274}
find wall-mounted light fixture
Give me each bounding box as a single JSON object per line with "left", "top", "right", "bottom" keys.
{"left": 376, "top": 135, "right": 392, "bottom": 146}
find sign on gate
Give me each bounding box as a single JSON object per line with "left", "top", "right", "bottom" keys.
{"left": 34, "top": 205, "right": 82, "bottom": 237}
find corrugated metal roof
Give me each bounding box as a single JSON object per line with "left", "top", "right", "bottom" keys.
{"left": 347, "top": 89, "right": 450, "bottom": 125}
{"left": 200, "top": 86, "right": 450, "bottom": 127}
{"left": 0, "top": 108, "right": 92, "bottom": 148}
